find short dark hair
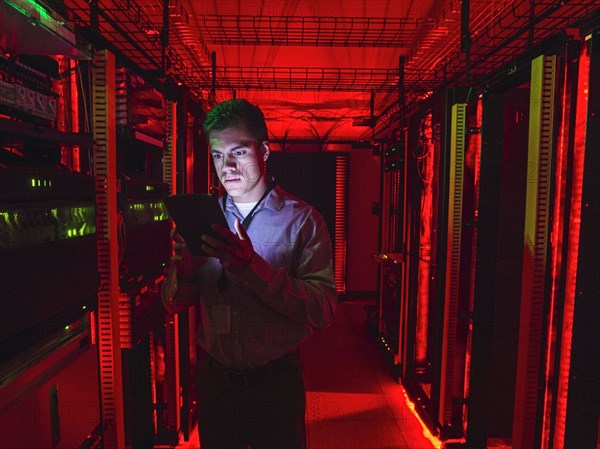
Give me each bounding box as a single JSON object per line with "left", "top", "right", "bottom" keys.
{"left": 203, "top": 99, "right": 268, "bottom": 142}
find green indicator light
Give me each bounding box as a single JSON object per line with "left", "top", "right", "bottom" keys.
{"left": 6, "top": 0, "right": 59, "bottom": 24}
{"left": 34, "top": 2, "right": 54, "bottom": 22}
{"left": 4, "top": 0, "right": 29, "bottom": 17}
{"left": 31, "top": 179, "right": 35, "bottom": 187}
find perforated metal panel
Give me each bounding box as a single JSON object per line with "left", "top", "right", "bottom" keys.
{"left": 92, "top": 49, "right": 125, "bottom": 449}
{"left": 513, "top": 54, "right": 556, "bottom": 449}
{"left": 164, "top": 101, "right": 176, "bottom": 195}
{"left": 439, "top": 103, "right": 467, "bottom": 427}
{"left": 334, "top": 155, "right": 348, "bottom": 295}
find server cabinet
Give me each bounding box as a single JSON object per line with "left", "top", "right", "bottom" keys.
{"left": 378, "top": 30, "right": 600, "bottom": 448}
{"left": 467, "top": 61, "right": 535, "bottom": 448}
{"left": 0, "top": 320, "right": 101, "bottom": 449}
{"left": 392, "top": 88, "right": 481, "bottom": 440}
{"left": 550, "top": 29, "right": 599, "bottom": 449}
{"left": 375, "top": 130, "right": 406, "bottom": 373}
{"left": 91, "top": 50, "right": 200, "bottom": 448}
{"left": 465, "top": 31, "right": 599, "bottom": 449}
{"left": 0, "top": 24, "right": 102, "bottom": 447}
{"left": 436, "top": 99, "right": 482, "bottom": 440}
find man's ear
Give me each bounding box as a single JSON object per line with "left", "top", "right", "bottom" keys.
{"left": 261, "top": 141, "right": 270, "bottom": 161}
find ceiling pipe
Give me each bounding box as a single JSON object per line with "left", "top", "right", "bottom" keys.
{"left": 369, "top": 90, "right": 376, "bottom": 140}
{"left": 211, "top": 51, "right": 216, "bottom": 104}
{"left": 527, "top": 0, "right": 535, "bottom": 48}
{"left": 161, "top": 0, "right": 169, "bottom": 74}
{"left": 370, "top": 90, "right": 375, "bottom": 124}
{"left": 398, "top": 55, "right": 405, "bottom": 127}
{"left": 398, "top": 56, "right": 405, "bottom": 108}
{"left": 89, "top": 0, "right": 98, "bottom": 31}
{"left": 370, "top": 55, "right": 406, "bottom": 139}
{"left": 461, "top": 0, "right": 472, "bottom": 81}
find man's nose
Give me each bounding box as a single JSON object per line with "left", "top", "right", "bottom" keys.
{"left": 222, "top": 155, "right": 236, "bottom": 170}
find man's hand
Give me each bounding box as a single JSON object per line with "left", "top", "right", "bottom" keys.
{"left": 200, "top": 218, "right": 254, "bottom": 275}
{"left": 170, "top": 228, "right": 206, "bottom": 279}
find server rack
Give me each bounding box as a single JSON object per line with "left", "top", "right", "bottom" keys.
{"left": 544, "top": 28, "right": 599, "bottom": 449}
{"left": 375, "top": 130, "right": 407, "bottom": 374}
{"left": 374, "top": 24, "right": 599, "bottom": 447}
{"left": 389, "top": 87, "right": 478, "bottom": 440}
{"left": 0, "top": 40, "right": 102, "bottom": 449}
{"left": 465, "top": 31, "right": 599, "bottom": 449}
{"left": 91, "top": 53, "right": 204, "bottom": 448}
{"left": 0, "top": 40, "right": 204, "bottom": 448}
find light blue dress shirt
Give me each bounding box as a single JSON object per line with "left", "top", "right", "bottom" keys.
{"left": 162, "top": 185, "right": 337, "bottom": 369}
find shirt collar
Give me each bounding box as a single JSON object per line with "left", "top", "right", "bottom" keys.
{"left": 262, "top": 184, "right": 285, "bottom": 212}
{"left": 223, "top": 178, "right": 284, "bottom": 213}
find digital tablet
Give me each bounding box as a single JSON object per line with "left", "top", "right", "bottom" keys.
{"left": 163, "top": 194, "right": 229, "bottom": 257}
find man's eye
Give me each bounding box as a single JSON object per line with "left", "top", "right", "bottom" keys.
{"left": 212, "top": 153, "right": 223, "bottom": 159}
{"left": 234, "top": 151, "right": 245, "bottom": 156}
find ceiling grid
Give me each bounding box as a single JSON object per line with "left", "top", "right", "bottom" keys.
{"left": 61, "top": 0, "right": 599, "bottom": 144}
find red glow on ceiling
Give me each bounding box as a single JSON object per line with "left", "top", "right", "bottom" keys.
{"left": 60, "top": 0, "right": 599, "bottom": 144}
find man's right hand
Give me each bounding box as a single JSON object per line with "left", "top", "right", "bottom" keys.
{"left": 170, "top": 228, "right": 206, "bottom": 279}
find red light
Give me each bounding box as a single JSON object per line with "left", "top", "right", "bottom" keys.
{"left": 552, "top": 37, "right": 590, "bottom": 449}
{"left": 401, "top": 388, "right": 444, "bottom": 449}
{"left": 416, "top": 112, "right": 434, "bottom": 365}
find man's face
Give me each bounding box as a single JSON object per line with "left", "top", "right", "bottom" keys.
{"left": 209, "top": 124, "right": 269, "bottom": 203}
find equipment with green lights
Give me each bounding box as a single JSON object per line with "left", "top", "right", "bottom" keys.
{"left": 0, "top": 202, "right": 96, "bottom": 250}
{"left": 121, "top": 199, "right": 169, "bottom": 226}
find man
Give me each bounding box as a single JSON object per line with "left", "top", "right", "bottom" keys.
{"left": 162, "top": 98, "right": 337, "bottom": 449}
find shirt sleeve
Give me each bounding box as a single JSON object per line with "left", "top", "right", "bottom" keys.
{"left": 160, "top": 264, "right": 199, "bottom": 314}
{"left": 235, "top": 210, "right": 337, "bottom": 329}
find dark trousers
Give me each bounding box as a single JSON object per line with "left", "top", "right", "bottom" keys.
{"left": 195, "top": 349, "right": 306, "bottom": 449}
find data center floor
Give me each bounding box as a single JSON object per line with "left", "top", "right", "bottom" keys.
{"left": 179, "top": 299, "right": 438, "bottom": 449}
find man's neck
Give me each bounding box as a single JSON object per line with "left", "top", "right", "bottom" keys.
{"left": 230, "top": 177, "right": 269, "bottom": 203}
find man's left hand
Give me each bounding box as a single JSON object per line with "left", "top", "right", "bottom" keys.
{"left": 200, "top": 218, "right": 255, "bottom": 275}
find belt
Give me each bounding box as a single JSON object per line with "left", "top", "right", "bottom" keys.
{"left": 207, "top": 352, "right": 296, "bottom": 388}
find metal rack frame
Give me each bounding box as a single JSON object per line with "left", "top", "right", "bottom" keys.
{"left": 199, "top": 15, "right": 437, "bottom": 48}
{"left": 64, "top": 0, "right": 212, "bottom": 95}
{"left": 62, "top": 0, "right": 599, "bottom": 134}
{"left": 194, "top": 66, "right": 427, "bottom": 93}
{"left": 375, "top": 0, "right": 599, "bottom": 136}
